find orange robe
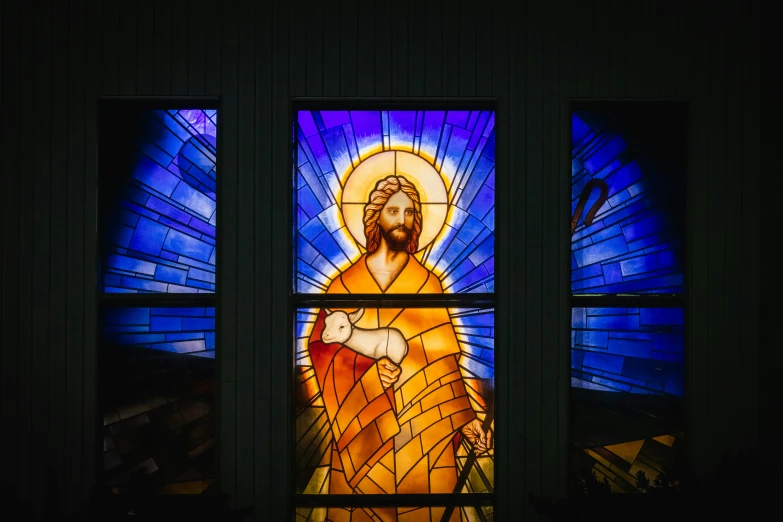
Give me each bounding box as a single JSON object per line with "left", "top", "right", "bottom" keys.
{"left": 308, "top": 255, "right": 475, "bottom": 522}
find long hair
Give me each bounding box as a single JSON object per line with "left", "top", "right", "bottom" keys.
{"left": 363, "top": 175, "right": 422, "bottom": 254}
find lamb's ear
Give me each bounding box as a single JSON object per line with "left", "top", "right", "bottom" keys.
{"left": 348, "top": 308, "right": 365, "bottom": 324}
{"left": 324, "top": 308, "right": 333, "bottom": 316}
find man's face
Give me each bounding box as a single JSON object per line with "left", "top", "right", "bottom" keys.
{"left": 379, "top": 190, "right": 414, "bottom": 252}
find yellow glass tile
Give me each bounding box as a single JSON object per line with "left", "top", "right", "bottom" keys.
{"left": 605, "top": 439, "right": 644, "bottom": 464}
{"left": 585, "top": 449, "right": 612, "bottom": 469}
{"left": 421, "top": 324, "right": 461, "bottom": 362}
{"left": 398, "top": 336, "right": 428, "bottom": 389}
{"left": 451, "top": 380, "right": 467, "bottom": 397}
{"left": 347, "top": 425, "right": 384, "bottom": 471}
{"left": 360, "top": 365, "right": 385, "bottom": 402}
{"left": 335, "top": 385, "right": 368, "bottom": 433}
{"left": 653, "top": 434, "right": 676, "bottom": 447}
{"left": 439, "top": 370, "right": 462, "bottom": 385}
{"left": 398, "top": 507, "right": 431, "bottom": 522}
{"left": 424, "top": 354, "right": 458, "bottom": 385}
{"left": 337, "top": 417, "right": 362, "bottom": 452}
{"left": 429, "top": 437, "right": 454, "bottom": 469}
{"left": 380, "top": 447, "right": 395, "bottom": 472}
{"left": 302, "top": 465, "right": 330, "bottom": 494}
{"left": 449, "top": 408, "right": 475, "bottom": 431}
{"left": 397, "top": 402, "right": 422, "bottom": 426}
{"left": 358, "top": 394, "right": 393, "bottom": 428}
{"left": 390, "top": 308, "right": 450, "bottom": 342}
{"left": 439, "top": 396, "right": 471, "bottom": 418}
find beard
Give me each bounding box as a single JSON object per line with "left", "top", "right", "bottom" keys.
{"left": 380, "top": 224, "right": 412, "bottom": 252}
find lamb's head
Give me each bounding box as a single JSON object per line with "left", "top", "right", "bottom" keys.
{"left": 321, "top": 308, "right": 365, "bottom": 344}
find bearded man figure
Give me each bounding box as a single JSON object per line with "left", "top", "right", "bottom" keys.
{"left": 307, "top": 174, "right": 493, "bottom": 522}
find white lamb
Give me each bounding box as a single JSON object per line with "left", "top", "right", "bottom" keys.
{"left": 320, "top": 308, "right": 408, "bottom": 365}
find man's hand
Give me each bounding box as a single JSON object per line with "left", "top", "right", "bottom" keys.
{"left": 377, "top": 357, "right": 401, "bottom": 389}
{"left": 461, "top": 418, "right": 494, "bottom": 455}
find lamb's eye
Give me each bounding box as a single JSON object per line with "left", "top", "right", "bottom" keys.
{"left": 340, "top": 325, "right": 345, "bottom": 330}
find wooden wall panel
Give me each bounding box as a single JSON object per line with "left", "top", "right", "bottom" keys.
{"left": 0, "top": 0, "right": 763, "bottom": 519}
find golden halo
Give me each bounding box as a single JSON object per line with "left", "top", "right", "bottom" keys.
{"left": 341, "top": 151, "right": 448, "bottom": 252}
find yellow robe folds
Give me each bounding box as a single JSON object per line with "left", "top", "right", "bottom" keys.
{"left": 308, "top": 255, "right": 475, "bottom": 522}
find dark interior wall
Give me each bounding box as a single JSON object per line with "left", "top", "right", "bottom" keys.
{"left": 0, "top": 0, "right": 763, "bottom": 519}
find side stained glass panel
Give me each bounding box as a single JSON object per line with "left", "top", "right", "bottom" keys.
{"left": 294, "top": 110, "right": 496, "bottom": 294}
{"left": 294, "top": 306, "right": 494, "bottom": 514}
{"left": 100, "top": 307, "right": 216, "bottom": 492}
{"left": 100, "top": 109, "right": 218, "bottom": 294}
{"left": 570, "top": 109, "right": 685, "bottom": 295}
{"left": 571, "top": 307, "right": 684, "bottom": 396}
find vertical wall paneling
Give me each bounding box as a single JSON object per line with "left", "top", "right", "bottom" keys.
{"left": 322, "top": 2, "right": 341, "bottom": 98}
{"left": 66, "top": 0, "right": 87, "bottom": 510}
{"left": 474, "top": 2, "right": 492, "bottom": 98}
{"left": 525, "top": 0, "right": 545, "bottom": 514}
{"left": 82, "top": 0, "right": 100, "bottom": 498}
{"left": 739, "top": 2, "right": 761, "bottom": 456}
{"left": 17, "top": 0, "right": 35, "bottom": 505}
{"left": 339, "top": 0, "right": 358, "bottom": 97}
{"left": 170, "top": 0, "right": 189, "bottom": 96}
{"left": 391, "top": 0, "right": 409, "bottom": 97}
{"left": 205, "top": 1, "right": 222, "bottom": 97}
{"left": 305, "top": 1, "right": 324, "bottom": 97}
{"left": 218, "top": 0, "right": 239, "bottom": 497}
{"left": 189, "top": 0, "right": 207, "bottom": 96}
{"left": 540, "top": 0, "right": 563, "bottom": 500}
{"left": 118, "top": 1, "right": 137, "bottom": 96}
{"left": 373, "top": 2, "right": 392, "bottom": 97}
{"left": 136, "top": 1, "right": 154, "bottom": 95}
{"left": 269, "top": 2, "right": 291, "bottom": 519}
{"left": 423, "top": 0, "right": 442, "bottom": 97}
{"left": 440, "top": 0, "right": 459, "bottom": 97}
{"left": 707, "top": 8, "right": 728, "bottom": 467}
{"left": 623, "top": 2, "right": 644, "bottom": 97}
{"left": 0, "top": 0, "right": 21, "bottom": 496}
{"left": 48, "top": 0, "right": 69, "bottom": 498}
{"left": 458, "top": 0, "right": 477, "bottom": 97}
{"left": 641, "top": 1, "right": 662, "bottom": 99}
{"left": 101, "top": 0, "right": 119, "bottom": 96}
{"left": 153, "top": 0, "right": 171, "bottom": 95}
{"left": 407, "top": 1, "right": 426, "bottom": 97}
{"left": 507, "top": 0, "right": 528, "bottom": 513}
{"left": 491, "top": 2, "right": 510, "bottom": 517}
{"left": 686, "top": 2, "right": 711, "bottom": 475}
{"left": 591, "top": 0, "right": 611, "bottom": 97}
{"left": 235, "top": 0, "right": 256, "bottom": 509}
{"left": 31, "top": 0, "right": 52, "bottom": 511}
{"left": 608, "top": 0, "right": 627, "bottom": 97}
{"left": 253, "top": 3, "right": 273, "bottom": 518}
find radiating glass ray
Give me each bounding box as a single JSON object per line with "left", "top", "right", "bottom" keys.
{"left": 294, "top": 110, "right": 496, "bottom": 294}
{"left": 102, "top": 109, "right": 218, "bottom": 293}
{"left": 571, "top": 307, "right": 684, "bottom": 396}
{"left": 571, "top": 110, "right": 684, "bottom": 295}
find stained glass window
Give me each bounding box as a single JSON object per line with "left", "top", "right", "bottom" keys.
{"left": 569, "top": 104, "right": 687, "bottom": 496}
{"left": 293, "top": 106, "right": 496, "bottom": 520}
{"left": 98, "top": 103, "right": 218, "bottom": 495}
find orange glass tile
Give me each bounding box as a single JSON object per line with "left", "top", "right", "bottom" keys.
{"left": 430, "top": 466, "right": 458, "bottom": 493}
{"left": 401, "top": 371, "right": 427, "bottom": 405}
{"left": 367, "top": 459, "right": 396, "bottom": 493}
{"left": 450, "top": 380, "right": 467, "bottom": 398}
{"left": 360, "top": 364, "right": 385, "bottom": 402}
{"left": 346, "top": 424, "right": 384, "bottom": 471}
{"left": 420, "top": 383, "right": 455, "bottom": 411}
{"left": 397, "top": 458, "right": 430, "bottom": 494}
{"left": 421, "top": 324, "right": 460, "bottom": 361}
{"left": 395, "top": 436, "right": 423, "bottom": 482}
{"left": 376, "top": 410, "right": 401, "bottom": 442}
{"left": 398, "top": 336, "right": 428, "bottom": 389}
{"left": 439, "top": 370, "right": 462, "bottom": 386}
{"left": 358, "top": 394, "right": 393, "bottom": 428}
{"left": 335, "top": 385, "right": 369, "bottom": 433}
{"left": 397, "top": 401, "right": 422, "bottom": 426}
{"left": 449, "top": 409, "right": 475, "bottom": 432}
{"left": 420, "top": 417, "right": 454, "bottom": 455}
{"left": 410, "top": 406, "right": 442, "bottom": 438}
{"left": 390, "top": 308, "right": 450, "bottom": 343}
{"left": 337, "top": 417, "right": 362, "bottom": 452}
{"left": 438, "top": 396, "right": 471, "bottom": 418}
{"left": 424, "top": 355, "right": 458, "bottom": 384}
{"left": 333, "top": 349, "right": 358, "bottom": 403}
{"left": 431, "top": 438, "right": 456, "bottom": 469}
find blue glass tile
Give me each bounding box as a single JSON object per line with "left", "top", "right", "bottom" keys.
{"left": 171, "top": 181, "right": 215, "bottom": 219}
{"left": 571, "top": 113, "right": 591, "bottom": 147}
{"left": 582, "top": 352, "right": 624, "bottom": 374}
{"left": 165, "top": 332, "right": 204, "bottom": 342}
{"left": 311, "top": 231, "right": 349, "bottom": 267}
{"left": 133, "top": 156, "right": 181, "bottom": 196}
{"left": 446, "top": 111, "right": 470, "bottom": 128}
{"left": 389, "top": 111, "right": 416, "bottom": 150}
{"left": 154, "top": 265, "right": 188, "bottom": 285}
{"left": 640, "top": 307, "right": 684, "bottom": 326}
{"left": 572, "top": 308, "right": 587, "bottom": 328}
{"left": 587, "top": 314, "right": 639, "bottom": 330}
{"left": 575, "top": 330, "right": 609, "bottom": 348}
{"left": 183, "top": 317, "right": 215, "bottom": 330}
{"left": 129, "top": 217, "right": 168, "bottom": 256}
{"left": 299, "top": 162, "right": 331, "bottom": 208}
{"left": 321, "top": 111, "right": 351, "bottom": 129}
{"left": 591, "top": 377, "right": 632, "bottom": 392}
{"left": 607, "top": 339, "right": 652, "bottom": 358}
{"left": 297, "top": 185, "right": 322, "bottom": 219}
{"left": 571, "top": 350, "right": 585, "bottom": 370}
{"left": 574, "top": 236, "right": 629, "bottom": 267}
{"left": 151, "top": 316, "right": 182, "bottom": 331}
{"left": 298, "top": 111, "right": 319, "bottom": 138}
{"left": 163, "top": 230, "right": 213, "bottom": 262}
{"left": 106, "top": 254, "right": 157, "bottom": 276}
{"left": 146, "top": 195, "right": 193, "bottom": 225}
